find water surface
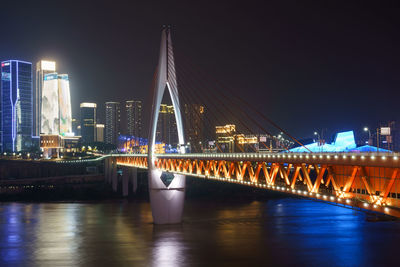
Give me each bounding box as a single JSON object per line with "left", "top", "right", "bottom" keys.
{"left": 0, "top": 199, "right": 399, "bottom": 266}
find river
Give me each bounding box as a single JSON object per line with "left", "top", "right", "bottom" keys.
{"left": 0, "top": 198, "right": 399, "bottom": 266}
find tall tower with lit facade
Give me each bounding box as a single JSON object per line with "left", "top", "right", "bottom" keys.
{"left": 184, "top": 103, "right": 205, "bottom": 152}
{"left": 40, "top": 73, "right": 72, "bottom": 135}
{"left": 156, "top": 104, "right": 178, "bottom": 146}
{"left": 105, "top": 102, "right": 120, "bottom": 146}
{"left": 35, "top": 60, "right": 56, "bottom": 136}
{"left": 126, "top": 100, "right": 142, "bottom": 138}
{"left": 80, "top": 103, "right": 97, "bottom": 144}
{"left": 1, "top": 60, "right": 33, "bottom": 152}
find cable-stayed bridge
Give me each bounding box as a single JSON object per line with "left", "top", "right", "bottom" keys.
{"left": 59, "top": 27, "right": 400, "bottom": 223}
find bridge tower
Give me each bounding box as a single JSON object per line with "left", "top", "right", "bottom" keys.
{"left": 148, "top": 26, "right": 186, "bottom": 224}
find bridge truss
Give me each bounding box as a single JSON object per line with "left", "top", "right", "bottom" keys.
{"left": 114, "top": 152, "right": 400, "bottom": 218}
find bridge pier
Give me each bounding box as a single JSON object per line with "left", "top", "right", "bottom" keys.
{"left": 104, "top": 157, "right": 111, "bottom": 182}
{"left": 112, "top": 160, "right": 118, "bottom": 192}
{"left": 149, "top": 169, "right": 186, "bottom": 224}
{"left": 105, "top": 157, "right": 117, "bottom": 185}
{"left": 122, "top": 167, "right": 129, "bottom": 197}
{"left": 131, "top": 167, "right": 138, "bottom": 194}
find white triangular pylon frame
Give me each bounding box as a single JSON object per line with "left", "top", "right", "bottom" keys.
{"left": 148, "top": 27, "right": 186, "bottom": 224}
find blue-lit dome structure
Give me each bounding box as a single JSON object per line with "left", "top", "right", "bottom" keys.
{"left": 288, "top": 131, "right": 391, "bottom": 153}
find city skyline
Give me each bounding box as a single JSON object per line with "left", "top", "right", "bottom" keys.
{"left": 1, "top": 2, "right": 399, "bottom": 140}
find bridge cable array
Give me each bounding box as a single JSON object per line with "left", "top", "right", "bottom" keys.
{"left": 169, "top": 48, "right": 311, "bottom": 152}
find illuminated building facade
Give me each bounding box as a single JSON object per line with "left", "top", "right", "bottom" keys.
{"left": 216, "top": 124, "right": 236, "bottom": 152}
{"left": 35, "top": 60, "right": 56, "bottom": 137}
{"left": 126, "top": 100, "right": 142, "bottom": 139}
{"left": 95, "top": 124, "right": 104, "bottom": 142}
{"left": 41, "top": 73, "right": 59, "bottom": 134}
{"left": 80, "top": 102, "right": 97, "bottom": 144}
{"left": 1, "top": 60, "right": 33, "bottom": 152}
{"left": 40, "top": 73, "right": 72, "bottom": 157}
{"left": 235, "top": 134, "right": 258, "bottom": 152}
{"left": 58, "top": 74, "right": 72, "bottom": 135}
{"left": 184, "top": 103, "right": 205, "bottom": 152}
{"left": 40, "top": 73, "right": 72, "bottom": 136}
{"left": 289, "top": 131, "right": 357, "bottom": 152}
{"left": 156, "top": 104, "right": 178, "bottom": 146}
{"left": 105, "top": 102, "right": 120, "bottom": 145}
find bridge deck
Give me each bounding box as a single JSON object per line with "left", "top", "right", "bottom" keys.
{"left": 57, "top": 152, "right": 400, "bottom": 218}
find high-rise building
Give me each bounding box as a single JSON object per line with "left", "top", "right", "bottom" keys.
{"left": 41, "top": 73, "right": 72, "bottom": 135}
{"left": 105, "top": 102, "right": 120, "bottom": 145}
{"left": 95, "top": 124, "right": 104, "bottom": 142}
{"left": 80, "top": 103, "right": 96, "bottom": 144}
{"left": 35, "top": 60, "right": 56, "bottom": 137}
{"left": 1, "top": 60, "right": 33, "bottom": 152}
{"left": 39, "top": 73, "right": 72, "bottom": 158}
{"left": 156, "top": 104, "right": 178, "bottom": 146}
{"left": 41, "top": 73, "right": 59, "bottom": 134}
{"left": 126, "top": 100, "right": 142, "bottom": 138}
{"left": 57, "top": 74, "right": 72, "bottom": 135}
{"left": 184, "top": 104, "right": 205, "bottom": 152}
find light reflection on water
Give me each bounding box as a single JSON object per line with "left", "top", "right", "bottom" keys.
{"left": 0, "top": 199, "right": 399, "bottom": 266}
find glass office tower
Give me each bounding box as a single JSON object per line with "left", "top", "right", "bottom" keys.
{"left": 105, "top": 102, "right": 121, "bottom": 146}
{"left": 80, "top": 102, "right": 96, "bottom": 144}
{"left": 126, "top": 100, "right": 142, "bottom": 138}
{"left": 1, "top": 60, "right": 33, "bottom": 152}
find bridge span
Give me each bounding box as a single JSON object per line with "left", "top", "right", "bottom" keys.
{"left": 59, "top": 151, "right": 400, "bottom": 218}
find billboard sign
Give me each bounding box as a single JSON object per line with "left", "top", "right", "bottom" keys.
{"left": 381, "top": 127, "right": 391, "bottom": 136}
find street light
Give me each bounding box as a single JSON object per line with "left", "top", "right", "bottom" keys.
{"left": 314, "top": 131, "right": 320, "bottom": 142}
{"left": 364, "top": 127, "right": 371, "bottom": 145}
{"left": 314, "top": 131, "right": 322, "bottom": 152}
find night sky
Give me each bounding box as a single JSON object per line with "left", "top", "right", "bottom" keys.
{"left": 1, "top": 1, "right": 399, "bottom": 140}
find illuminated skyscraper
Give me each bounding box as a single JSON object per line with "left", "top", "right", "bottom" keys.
{"left": 57, "top": 74, "right": 72, "bottom": 135}
{"left": 156, "top": 104, "right": 178, "bottom": 146}
{"left": 1, "top": 60, "right": 33, "bottom": 152}
{"left": 80, "top": 103, "right": 96, "bottom": 144}
{"left": 184, "top": 104, "right": 205, "bottom": 152}
{"left": 41, "top": 73, "right": 59, "bottom": 134}
{"left": 40, "top": 73, "right": 72, "bottom": 135}
{"left": 105, "top": 102, "right": 120, "bottom": 145}
{"left": 35, "top": 60, "right": 56, "bottom": 136}
{"left": 126, "top": 100, "right": 142, "bottom": 138}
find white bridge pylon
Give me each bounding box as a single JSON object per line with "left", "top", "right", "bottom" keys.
{"left": 148, "top": 27, "right": 186, "bottom": 224}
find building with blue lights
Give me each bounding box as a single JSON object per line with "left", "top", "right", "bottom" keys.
{"left": 288, "top": 130, "right": 392, "bottom": 153}
{"left": 1, "top": 60, "right": 33, "bottom": 152}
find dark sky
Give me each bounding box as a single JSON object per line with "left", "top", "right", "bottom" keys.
{"left": 1, "top": 1, "right": 400, "bottom": 140}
